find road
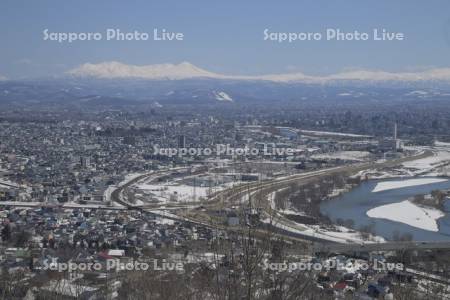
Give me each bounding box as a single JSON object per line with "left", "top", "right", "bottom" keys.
{"left": 314, "top": 240, "right": 450, "bottom": 253}
{"left": 0, "top": 201, "right": 125, "bottom": 210}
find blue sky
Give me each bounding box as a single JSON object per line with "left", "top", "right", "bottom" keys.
{"left": 1, "top": 0, "right": 450, "bottom": 78}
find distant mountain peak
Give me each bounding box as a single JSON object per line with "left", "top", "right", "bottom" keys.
{"left": 67, "top": 61, "right": 223, "bottom": 80}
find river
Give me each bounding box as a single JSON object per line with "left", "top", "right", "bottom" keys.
{"left": 320, "top": 177, "right": 450, "bottom": 241}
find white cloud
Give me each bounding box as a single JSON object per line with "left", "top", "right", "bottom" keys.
{"left": 0, "top": 75, "right": 7, "bottom": 81}
{"left": 67, "top": 61, "right": 450, "bottom": 83}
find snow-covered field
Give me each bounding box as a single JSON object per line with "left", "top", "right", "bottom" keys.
{"left": 356, "top": 145, "right": 450, "bottom": 179}
{"left": 403, "top": 147, "right": 450, "bottom": 175}
{"left": 312, "top": 151, "right": 371, "bottom": 162}
{"left": 366, "top": 200, "right": 444, "bottom": 232}
{"left": 136, "top": 182, "right": 211, "bottom": 202}
{"left": 372, "top": 178, "right": 448, "bottom": 193}
{"left": 135, "top": 176, "right": 238, "bottom": 204}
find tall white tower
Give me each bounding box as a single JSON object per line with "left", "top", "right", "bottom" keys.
{"left": 394, "top": 122, "right": 397, "bottom": 140}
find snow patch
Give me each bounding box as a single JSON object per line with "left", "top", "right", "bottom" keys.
{"left": 312, "top": 151, "right": 371, "bottom": 162}
{"left": 213, "top": 91, "right": 233, "bottom": 102}
{"left": 366, "top": 200, "right": 444, "bottom": 232}
{"left": 402, "top": 151, "right": 450, "bottom": 174}
{"left": 298, "top": 129, "right": 372, "bottom": 138}
{"left": 153, "top": 101, "right": 163, "bottom": 108}
{"left": 372, "top": 178, "right": 448, "bottom": 193}
{"left": 136, "top": 182, "right": 211, "bottom": 203}
{"left": 435, "top": 141, "right": 450, "bottom": 147}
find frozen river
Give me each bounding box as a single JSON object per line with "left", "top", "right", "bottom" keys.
{"left": 320, "top": 177, "right": 450, "bottom": 241}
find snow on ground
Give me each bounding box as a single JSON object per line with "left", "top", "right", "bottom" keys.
{"left": 0, "top": 201, "right": 125, "bottom": 210}
{"left": 147, "top": 209, "right": 204, "bottom": 226}
{"left": 268, "top": 189, "right": 307, "bottom": 216}
{"left": 267, "top": 187, "right": 289, "bottom": 210}
{"left": 41, "top": 279, "right": 97, "bottom": 297}
{"left": 303, "top": 225, "right": 385, "bottom": 243}
{"left": 402, "top": 150, "right": 450, "bottom": 175}
{"left": 136, "top": 183, "right": 210, "bottom": 202}
{"left": 327, "top": 187, "right": 351, "bottom": 198}
{"left": 372, "top": 178, "right": 448, "bottom": 193}
{"left": 358, "top": 168, "right": 416, "bottom": 179}
{"left": 261, "top": 215, "right": 384, "bottom": 244}
{"left": 148, "top": 209, "right": 181, "bottom": 220}
{"left": 311, "top": 151, "right": 371, "bottom": 162}
{"left": 134, "top": 199, "right": 145, "bottom": 206}
{"left": 213, "top": 91, "right": 233, "bottom": 102}
{"left": 366, "top": 200, "right": 444, "bottom": 232}
{"left": 110, "top": 201, "right": 125, "bottom": 208}
{"left": 268, "top": 191, "right": 276, "bottom": 210}
{"left": 435, "top": 141, "right": 450, "bottom": 147}
{"left": 0, "top": 179, "right": 21, "bottom": 188}
{"left": 153, "top": 217, "right": 175, "bottom": 225}
{"left": 103, "top": 186, "right": 116, "bottom": 202}
{"left": 117, "top": 172, "right": 146, "bottom": 187}
{"left": 297, "top": 129, "right": 372, "bottom": 138}
{"left": 63, "top": 201, "right": 124, "bottom": 210}
{"left": 136, "top": 174, "right": 239, "bottom": 204}
{"left": 278, "top": 210, "right": 304, "bottom": 216}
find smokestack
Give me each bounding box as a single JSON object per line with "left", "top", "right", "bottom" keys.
{"left": 394, "top": 122, "right": 397, "bottom": 140}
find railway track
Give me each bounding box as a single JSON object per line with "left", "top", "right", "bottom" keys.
{"left": 113, "top": 150, "right": 435, "bottom": 246}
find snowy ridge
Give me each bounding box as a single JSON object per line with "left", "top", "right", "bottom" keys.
{"left": 67, "top": 61, "right": 450, "bottom": 83}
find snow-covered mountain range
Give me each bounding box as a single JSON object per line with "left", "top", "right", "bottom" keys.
{"left": 1, "top": 61, "right": 450, "bottom": 106}
{"left": 67, "top": 61, "right": 450, "bottom": 83}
